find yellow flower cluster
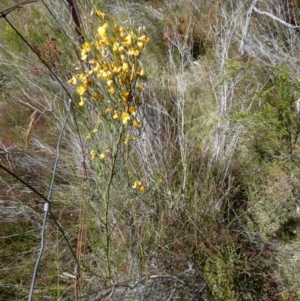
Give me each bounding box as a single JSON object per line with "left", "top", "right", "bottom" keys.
{"left": 90, "top": 148, "right": 110, "bottom": 160}
{"left": 132, "top": 180, "right": 146, "bottom": 193}
{"left": 68, "top": 9, "right": 150, "bottom": 169}
{"left": 68, "top": 11, "right": 150, "bottom": 144}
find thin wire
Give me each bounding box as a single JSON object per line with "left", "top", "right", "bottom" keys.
{"left": 1, "top": 0, "right": 86, "bottom": 277}
{"left": 41, "top": 0, "right": 70, "bottom": 39}
{"left": 0, "top": 0, "right": 36, "bottom": 17}
{"left": 2, "top": 15, "right": 87, "bottom": 180}
{"left": 0, "top": 162, "right": 80, "bottom": 268}
{"left": 48, "top": 100, "right": 72, "bottom": 201}
{"left": 27, "top": 203, "right": 49, "bottom": 301}
{"left": 3, "top": 15, "right": 70, "bottom": 98}
{"left": 28, "top": 99, "right": 75, "bottom": 301}
{"left": 0, "top": 4, "right": 87, "bottom": 298}
{"left": 0, "top": 163, "right": 48, "bottom": 202}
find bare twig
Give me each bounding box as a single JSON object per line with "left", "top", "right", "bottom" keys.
{"left": 25, "top": 110, "right": 38, "bottom": 148}
{"left": 239, "top": 0, "right": 259, "bottom": 54}
{"left": 239, "top": 0, "right": 300, "bottom": 54}
{"left": 65, "top": 0, "right": 84, "bottom": 44}
{"left": 0, "top": 0, "right": 37, "bottom": 18}
{"left": 253, "top": 6, "right": 300, "bottom": 29}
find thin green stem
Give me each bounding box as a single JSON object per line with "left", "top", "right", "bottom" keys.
{"left": 104, "top": 124, "right": 125, "bottom": 285}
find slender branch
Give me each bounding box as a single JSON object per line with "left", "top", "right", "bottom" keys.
{"left": 65, "top": 0, "right": 85, "bottom": 44}
{"left": 239, "top": 0, "right": 300, "bottom": 54}
{"left": 253, "top": 7, "right": 300, "bottom": 29}
{"left": 0, "top": 0, "right": 36, "bottom": 18}
{"left": 239, "top": 0, "right": 259, "bottom": 54}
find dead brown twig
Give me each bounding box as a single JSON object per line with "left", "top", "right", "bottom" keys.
{"left": 0, "top": 0, "right": 37, "bottom": 18}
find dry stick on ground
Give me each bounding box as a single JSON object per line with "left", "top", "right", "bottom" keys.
{"left": 239, "top": 0, "right": 300, "bottom": 54}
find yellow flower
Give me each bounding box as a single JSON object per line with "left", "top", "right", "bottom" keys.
{"left": 127, "top": 49, "right": 134, "bottom": 56}
{"left": 96, "top": 10, "right": 105, "bottom": 19}
{"left": 138, "top": 35, "right": 147, "bottom": 42}
{"left": 137, "top": 84, "right": 144, "bottom": 92}
{"left": 79, "top": 97, "right": 85, "bottom": 106}
{"left": 124, "top": 135, "right": 130, "bottom": 144}
{"left": 128, "top": 48, "right": 140, "bottom": 56}
{"left": 132, "top": 180, "right": 146, "bottom": 193}
{"left": 92, "top": 93, "right": 104, "bottom": 101}
{"left": 99, "top": 153, "right": 105, "bottom": 160}
{"left": 81, "top": 52, "right": 88, "bottom": 60}
{"left": 129, "top": 106, "right": 137, "bottom": 115}
{"left": 68, "top": 76, "right": 77, "bottom": 85}
{"left": 122, "top": 34, "right": 132, "bottom": 46}
{"left": 82, "top": 42, "right": 91, "bottom": 52}
{"left": 113, "top": 112, "right": 120, "bottom": 120}
{"left": 125, "top": 135, "right": 136, "bottom": 144}
{"left": 81, "top": 42, "right": 91, "bottom": 60}
{"left": 108, "top": 85, "right": 115, "bottom": 95}
{"left": 137, "top": 41, "right": 144, "bottom": 51}
{"left": 113, "top": 42, "right": 120, "bottom": 53}
{"left": 77, "top": 85, "right": 86, "bottom": 95}
{"left": 98, "top": 23, "right": 108, "bottom": 37}
{"left": 138, "top": 69, "right": 145, "bottom": 77}
{"left": 157, "top": 178, "right": 163, "bottom": 184}
{"left": 100, "top": 37, "right": 110, "bottom": 46}
{"left": 94, "top": 40, "right": 101, "bottom": 50}
{"left": 90, "top": 150, "right": 96, "bottom": 159}
{"left": 101, "top": 48, "right": 107, "bottom": 56}
{"left": 121, "top": 112, "right": 130, "bottom": 125}
{"left": 122, "top": 62, "right": 129, "bottom": 73}
{"left": 112, "top": 66, "right": 121, "bottom": 74}
{"left": 97, "top": 70, "right": 109, "bottom": 79}
{"left": 132, "top": 180, "right": 141, "bottom": 189}
{"left": 82, "top": 77, "right": 91, "bottom": 88}
{"left": 103, "top": 61, "right": 110, "bottom": 69}
{"left": 122, "top": 90, "right": 129, "bottom": 98}
{"left": 122, "top": 90, "right": 130, "bottom": 103}
{"left": 92, "top": 62, "right": 100, "bottom": 72}
{"left": 139, "top": 185, "right": 146, "bottom": 193}
{"left": 132, "top": 120, "right": 140, "bottom": 128}
{"left": 119, "top": 27, "right": 125, "bottom": 38}
{"left": 118, "top": 46, "right": 125, "bottom": 53}
{"left": 138, "top": 35, "right": 150, "bottom": 46}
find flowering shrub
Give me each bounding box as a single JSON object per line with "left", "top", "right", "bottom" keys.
{"left": 68, "top": 10, "right": 149, "bottom": 283}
